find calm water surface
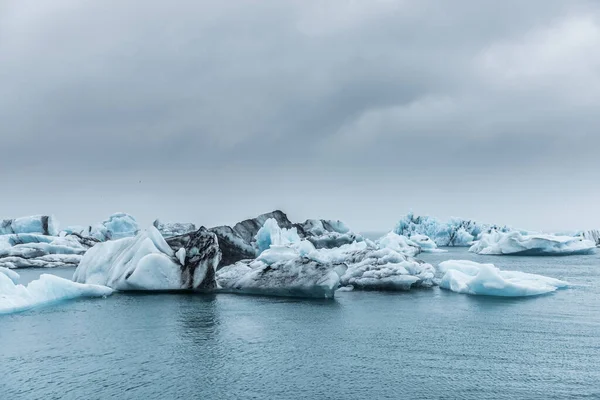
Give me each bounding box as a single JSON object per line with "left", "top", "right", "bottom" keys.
{"left": 1, "top": 248, "right": 599, "bottom": 399}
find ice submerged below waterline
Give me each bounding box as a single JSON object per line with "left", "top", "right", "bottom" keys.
{"left": 437, "top": 260, "right": 569, "bottom": 297}
{"left": 0, "top": 269, "right": 113, "bottom": 314}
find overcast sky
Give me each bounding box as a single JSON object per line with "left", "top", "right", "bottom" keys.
{"left": 1, "top": 0, "right": 599, "bottom": 232}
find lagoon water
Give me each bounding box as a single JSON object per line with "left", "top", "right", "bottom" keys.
{"left": 1, "top": 248, "right": 599, "bottom": 399}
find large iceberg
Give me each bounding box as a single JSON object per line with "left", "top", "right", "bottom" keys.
{"left": 0, "top": 234, "right": 93, "bottom": 269}
{"left": 73, "top": 225, "right": 221, "bottom": 291}
{"left": 1, "top": 215, "right": 58, "bottom": 236}
{"left": 394, "top": 212, "right": 511, "bottom": 247}
{"left": 469, "top": 231, "right": 596, "bottom": 256}
{"left": 0, "top": 270, "right": 112, "bottom": 314}
{"left": 437, "top": 260, "right": 569, "bottom": 297}
{"left": 210, "top": 210, "right": 366, "bottom": 269}
{"left": 333, "top": 243, "right": 435, "bottom": 291}
{"left": 217, "top": 228, "right": 435, "bottom": 296}
{"left": 217, "top": 256, "right": 346, "bottom": 299}
{"left": 153, "top": 219, "right": 196, "bottom": 238}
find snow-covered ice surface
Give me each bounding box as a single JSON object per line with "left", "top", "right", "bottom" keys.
{"left": 394, "top": 212, "right": 511, "bottom": 247}
{"left": 0, "top": 271, "right": 112, "bottom": 314}
{"left": 153, "top": 220, "right": 196, "bottom": 238}
{"left": 0, "top": 215, "right": 58, "bottom": 236}
{"left": 470, "top": 232, "right": 596, "bottom": 256}
{"left": 74, "top": 226, "right": 220, "bottom": 291}
{"left": 437, "top": 260, "right": 569, "bottom": 297}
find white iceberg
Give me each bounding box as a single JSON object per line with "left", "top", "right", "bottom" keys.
{"left": 394, "top": 212, "right": 511, "bottom": 247}
{"left": 73, "top": 226, "right": 221, "bottom": 291}
{"left": 0, "top": 266, "right": 20, "bottom": 283}
{"left": 578, "top": 230, "right": 600, "bottom": 247}
{"left": 376, "top": 232, "right": 421, "bottom": 257}
{"left": 90, "top": 212, "right": 139, "bottom": 241}
{"left": 469, "top": 231, "right": 596, "bottom": 256}
{"left": 0, "top": 271, "right": 112, "bottom": 314}
{"left": 255, "top": 218, "right": 302, "bottom": 254}
{"left": 338, "top": 245, "right": 435, "bottom": 291}
{"left": 0, "top": 215, "right": 59, "bottom": 236}
{"left": 437, "top": 260, "right": 569, "bottom": 297}
{"left": 0, "top": 234, "right": 90, "bottom": 269}
{"left": 408, "top": 234, "right": 447, "bottom": 253}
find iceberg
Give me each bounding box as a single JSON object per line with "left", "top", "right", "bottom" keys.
{"left": 0, "top": 271, "right": 112, "bottom": 314}
{"left": 255, "top": 218, "right": 302, "bottom": 254}
{"left": 216, "top": 256, "right": 346, "bottom": 299}
{"left": 300, "top": 219, "right": 366, "bottom": 249}
{"left": 469, "top": 231, "right": 596, "bottom": 256}
{"left": 437, "top": 260, "right": 569, "bottom": 297}
{"left": 219, "top": 232, "right": 435, "bottom": 295}
{"left": 153, "top": 219, "right": 196, "bottom": 238}
{"left": 337, "top": 245, "right": 435, "bottom": 291}
{"left": 73, "top": 226, "right": 221, "bottom": 291}
{"left": 0, "top": 266, "right": 20, "bottom": 283}
{"left": 408, "top": 234, "right": 447, "bottom": 253}
{"left": 90, "top": 212, "right": 139, "bottom": 241}
{"left": 376, "top": 232, "right": 421, "bottom": 257}
{"left": 0, "top": 234, "right": 92, "bottom": 269}
{"left": 0, "top": 215, "right": 58, "bottom": 236}
{"left": 578, "top": 230, "right": 600, "bottom": 247}
{"left": 209, "top": 210, "right": 366, "bottom": 269}
{"left": 394, "top": 212, "right": 511, "bottom": 247}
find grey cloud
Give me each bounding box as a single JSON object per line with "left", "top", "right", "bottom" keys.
{"left": 0, "top": 0, "right": 599, "bottom": 231}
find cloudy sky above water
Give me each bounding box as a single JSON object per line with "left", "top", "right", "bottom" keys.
{"left": 1, "top": 0, "right": 599, "bottom": 232}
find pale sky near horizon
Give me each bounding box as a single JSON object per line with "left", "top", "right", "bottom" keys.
{"left": 1, "top": 0, "right": 599, "bottom": 233}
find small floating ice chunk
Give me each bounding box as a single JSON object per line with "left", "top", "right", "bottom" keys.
{"left": 437, "top": 260, "right": 569, "bottom": 297}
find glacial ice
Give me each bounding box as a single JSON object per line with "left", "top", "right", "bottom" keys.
{"left": 216, "top": 256, "right": 346, "bottom": 299}
{"left": 255, "top": 218, "right": 302, "bottom": 254}
{"left": 376, "top": 232, "right": 421, "bottom": 257}
{"left": 337, "top": 246, "right": 435, "bottom": 291}
{"left": 469, "top": 231, "right": 596, "bottom": 256}
{"left": 394, "top": 212, "right": 511, "bottom": 247}
{"left": 0, "top": 272, "right": 112, "bottom": 314}
{"left": 0, "top": 234, "right": 90, "bottom": 269}
{"left": 578, "top": 230, "right": 600, "bottom": 247}
{"left": 210, "top": 210, "right": 366, "bottom": 269}
{"left": 0, "top": 215, "right": 58, "bottom": 236}
{"left": 89, "top": 212, "right": 139, "bottom": 241}
{"left": 73, "top": 226, "right": 221, "bottom": 291}
{"left": 300, "top": 219, "right": 366, "bottom": 249}
{"left": 0, "top": 266, "right": 20, "bottom": 283}
{"left": 153, "top": 219, "right": 196, "bottom": 238}
{"left": 437, "top": 260, "right": 569, "bottom": 297}
{"left": 409, "top": 234, "right": 447, "bottom": 253}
